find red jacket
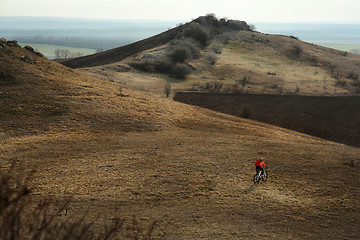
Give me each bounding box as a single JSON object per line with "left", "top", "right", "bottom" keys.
{"left": 255, "top": 158, "right": 267, "bottom": 168}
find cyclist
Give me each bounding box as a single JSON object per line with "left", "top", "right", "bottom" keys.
{"left": 255, "top": 157, "right": 267, "bottom": 177}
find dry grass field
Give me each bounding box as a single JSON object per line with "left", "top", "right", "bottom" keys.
{"left": 1, "top": 29, "right": 360, "bottom": 239}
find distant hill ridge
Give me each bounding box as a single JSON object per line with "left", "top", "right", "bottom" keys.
{"left": 58, "top": 15, "right": 251, "bottom": 68}
{"left": 58, "top": 24, "right": 185, "bottom": 68}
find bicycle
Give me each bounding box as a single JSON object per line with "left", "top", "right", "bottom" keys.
{"left": 253, "top": 168, "right": 268, "bottom": 184}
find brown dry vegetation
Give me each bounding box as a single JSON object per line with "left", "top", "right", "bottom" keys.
{"left": 76, "top": 29, "right": 360, "bottom": 97}
{"left": 1, "top": 31, "right": 360, "bottom": 240}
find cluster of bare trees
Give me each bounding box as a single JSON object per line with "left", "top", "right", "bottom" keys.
{"left": 54, "top": 49, "right": 85, "bottom": 59}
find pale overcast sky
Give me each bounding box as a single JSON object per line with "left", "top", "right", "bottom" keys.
{"left": 1, "top": 0, "right": 359, "bottom": 23}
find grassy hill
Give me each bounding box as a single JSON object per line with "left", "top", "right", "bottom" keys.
{"left": 62, "top": 16, "right": 360, "bottom": 97}
{"left": 65, "top": 15, "right": 360, "bottom": 148}
{"left": 1, "top": 24, "right": 360, "bottom": 239}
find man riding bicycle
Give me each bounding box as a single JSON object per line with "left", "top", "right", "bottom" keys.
{"left": 255, "top": 157, "right": 267, "bottom": 176}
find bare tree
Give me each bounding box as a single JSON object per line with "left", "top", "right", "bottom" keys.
{"left": 54, "top": 49, "right": 61, "bottom": 59}
{"left": 164, "top": 82, "right": 172, "bottom": 97}
{"left": 54, "top": 49, "right": 71, "bottom": 59}
{"left": 214, "top": 81, "right": 223, "bottom": 92}
{"left": 238, "top": 76, "right": 250, "bottom": 89}
{"left": 62, "top": 49, "right": 70, "bottom": 58}
{"left": 249, "top": 24, "right": 256, "bottom": 31}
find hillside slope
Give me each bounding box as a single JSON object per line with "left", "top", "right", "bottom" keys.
{"left": 57, "top": 24, "right": 186, "bottom": 69}
{"left": 1, "top": 40, "right": 360, "bottom": 239}
{"left": 57, "top": 15, "right": 252, "bottom": 70}
{"left": 73, "top": 24, "right": 360, "bottom": 97}
{"left": 69, "top": 20, "right": 360, "bottom": 148}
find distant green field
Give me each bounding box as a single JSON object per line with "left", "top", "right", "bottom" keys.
{"left": 19, "top": 43, "right": 96, "bottom": 59}
{"left": 321, "top": 44, "right": 360, "bottom": 52}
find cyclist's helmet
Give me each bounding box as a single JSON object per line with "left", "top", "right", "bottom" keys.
{"left": 259, "top": 157, "right": 263, "bottom": 161}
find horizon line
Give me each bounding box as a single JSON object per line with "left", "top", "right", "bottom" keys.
{"left": 1, "top": 15, "right": 360, "bottom": 25}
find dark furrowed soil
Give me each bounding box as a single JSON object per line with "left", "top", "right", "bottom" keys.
{"left": 174, "top": 92, "right": 360, "bottom": 147}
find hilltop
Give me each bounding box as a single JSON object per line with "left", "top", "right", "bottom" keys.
{"left": 60, "top": 15, "right": 360, "bottom": 97}
{"left": 1, "top": 20, "right": 360, "bottom": 239}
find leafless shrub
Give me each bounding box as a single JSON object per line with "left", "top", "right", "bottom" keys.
{"left": 164, "top": 82, "right": 172, "bottom": 97}
{"left": 237, "top": 76, "right": 250, "bottom": 89}
{"left": 0, "top": 170, "right": 156, "bottom": 240}
{"left": 217, "top": 32, "right": 234, "bottom": 44}
{"left": 195, "top": 13, "right": 221, "bottom": 27}
{"left": 129, "top": 59, "right": 172, "bottom": 74}
{"left": 58, "top": 188, "right": 72, "bottom": 216}
{"left": 191, "top": 82, "right": 200, "bottom": 90}
{"left": 170, "top": 63, "right": 191, "bottom": 79}
{"left": 129, "top": 60, "right": 155, "bottom": 73}
{"left": 214, "top": 81, "right": 223, "bottom": 92}
{"left": 292, "top": 45, "right": 303, "bottom": 55}
{"left": 211, "top": 44, "right": 222, "bottom": 54}
{"left": 54, "top": 49, "right": 71, "bottom": 59}
{"left": 54, "top": 49, "right": 84, "bottom": 59}
{"left": 169, "top": 45, "right": 192, "bottom": 63}
{"left": 249, "top": 24, "right": 256, "bottom": 31}
{"left": 193, "top": 14, "right": 251, "bottom": 31}
{"left": 241, "top": 105, "right": 252, "bottom": 118}
{"left": 183, "top": 23, "right": 209, "bottom": 47}
{"left": 205, "top": 52, "right": 218, "bottom": 65}
{"left": 226, "top": 20, "right": 250, "bottom": 30}
{"left": 205, "top": 82, "right": 211, "bottom": 89}
{"left": 272, "top": 84, "right": 284, "bottom": 94}
{"left": 348, "top": 71, "right": 359, "bottom": 81}
{"left": 202, "top": 81, "right": 223, "bottom": 92}
{"left": 181, "top": 39, "right": 201, "bottom": 58}
{"left": 308, "top": 55, "right": 318, "bottom": 65}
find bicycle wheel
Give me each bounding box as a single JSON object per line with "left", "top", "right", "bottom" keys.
{"left": 262, "top": 170, "right": 268, "bottom": 182}
{"left": 253, "top": 173, "right": 259, "bottom": 184}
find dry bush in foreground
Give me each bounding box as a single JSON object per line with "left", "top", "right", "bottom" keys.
{"left": 0, "top": 170, "right": 156, "bottom": 240}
